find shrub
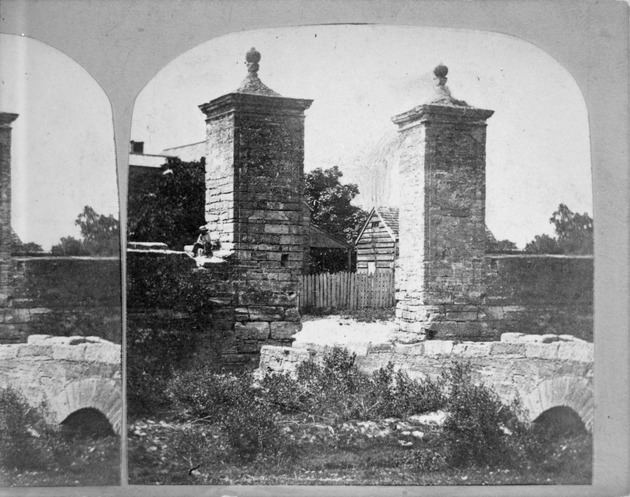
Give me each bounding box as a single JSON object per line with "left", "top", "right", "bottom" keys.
{"left": 260, "top": 372, "right": 307, "bottom": 414}
{"left": 0, "top": 388, "right": 51, "bottom": 470}
{"left": 167, "top": 368, "right": 247, "bottom": 422}
{"left": 127, "top": 325, "right": 198, "bottom": 416}
{"left": 274, "top": 348, "right": 447, "bottom": 422}
{"left": 166, "top": 368, "right": 285, "bottom": 462}
{"left": 442, "top": 363, "right": 522, "bottom": 468}
{"left": 220, "top": 395, "right": 283, "bottom": 462}
{"left": 369, "top": 364, "right": 446, "bottom": 418}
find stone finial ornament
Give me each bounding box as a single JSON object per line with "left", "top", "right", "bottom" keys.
{"left": 433, "top": 64, "right": 448, "bottom": 86}
{"left": 428, "top": 64, "right": 468, "bottom": 107}
{"left": 245, "top": 47, "right": 261, "bottom": 75}
{"left": 236, "top": 47, "right": 281, "bottom": 97}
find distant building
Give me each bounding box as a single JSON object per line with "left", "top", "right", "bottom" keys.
{"left": 355, "top": 207, "right": 399, "bottom": 274}
{"left": 128, "top": 141, "right": 174, "bottom": 180}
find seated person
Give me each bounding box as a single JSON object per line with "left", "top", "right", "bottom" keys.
{"left": 192, "top": 226, "right": 213, "bottom": 257}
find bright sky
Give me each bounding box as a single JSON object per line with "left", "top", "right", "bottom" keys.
{"left": 0, "top": 34, "right": 118, "bottom": 250}
{"left": 132, "top": 25, "right": 592, "bottom": 249}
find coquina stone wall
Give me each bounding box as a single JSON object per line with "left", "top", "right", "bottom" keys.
{"left": 0, "top": 256, "right": 121, "bottom": 344}
{"left": 0, "top": 334, "right": 122, "bottom": 434}
{"left": 401, "top": 254, "right": 594, "bottom": 342}
{"left": 484, "top": 254, "right": 593, "bottom": 341}
{"left": 127, "top": 248, "right": 302, "bottom": 369}
{"left": 260, "top": 332, "right": 594, "bottom": 431}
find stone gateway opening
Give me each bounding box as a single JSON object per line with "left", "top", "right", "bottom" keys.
{"left": 60, "top": 407, "right": 115, "bottom": 437}
{"left": 533, "top": 405, "right": 586, "bottom": 438}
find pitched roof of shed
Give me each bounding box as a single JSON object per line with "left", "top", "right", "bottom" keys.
{"left": 355, "top": 206, "right": 399, "bottom": 244}
{"left": 376, "top": 207, "right": 399, "bottom": 239}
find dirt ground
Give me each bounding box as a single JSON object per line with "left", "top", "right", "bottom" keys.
{"left": 294, "top": 315, "right": 396, "bottom": 354}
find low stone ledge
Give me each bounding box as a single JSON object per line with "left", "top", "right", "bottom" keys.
{"left": 0, "top": 345, "right": 20, "bottom": 360}
{"left": 490, "top": 342, "right": 526, "bottom": 356}
{"left": 424, "top": 340, "right": 454, "bottom": 356}
{"left": 452, "top": 342, "right": 493, "bottom": 357}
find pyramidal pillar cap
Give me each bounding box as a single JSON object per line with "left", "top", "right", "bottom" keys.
{"left": 0, "top": 112, "right": 19, "bottom": 128}
{"left": 199, "top": 48, "right": 312, "bottom": 119}
{"left": 235, "top": 47, "right": 282, "bottom": 97}
{"left": 392, "top": 64, "right": 493, "bottom": 128}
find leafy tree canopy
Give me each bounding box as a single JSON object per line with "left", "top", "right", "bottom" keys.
{"left": 12, "top": 240, "right": 44, "bottom": 254}
{"left": 127, "top": 158, "right": 205, "bottom": 251}
{"left": 486, "top": 238, "right": 518, "bottom": 253}
{"left": 304, "top": 166, "right": 368, "bottom": 244}
{"left": 50, "top": 236, "right": 90, "bottom": 256}
{"left": 50, "top": 206, "right": 119, "bottom": 256}
{"left": 525, "top": 204, "right": 593, "bottom": 255}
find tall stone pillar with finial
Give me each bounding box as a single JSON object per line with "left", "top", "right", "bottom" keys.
{"left": 392, "top": 66, "right": 494, "bottom": 342}
{"left": 198, "top": 49, "right": 312, "bottom": 365}
{"left": 0, "top": 113, "right": 18, "bottom": 305}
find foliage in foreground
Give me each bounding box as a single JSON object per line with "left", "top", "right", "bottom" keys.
{"left": 131, "top": 349, "right": 591, "bottom": 485}
{"left": 0, "top": 388, "right": 119, "bottom": 486}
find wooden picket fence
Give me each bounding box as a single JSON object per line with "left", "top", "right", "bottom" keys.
{"left": 299, "top": 271, "right": 395, "bottom": 310}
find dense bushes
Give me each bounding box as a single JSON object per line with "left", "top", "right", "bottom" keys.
{"left": 131, "top": 348, "right": 591, "bottom": 483}
{"left": 0, "top": 388, "right": 120, "bottom": 485}
{"left": 0, "top": 388, "right": 51, "bottom": 470}
{"left": 441, "top": 363, "right": 523, "bottom": 467}
{"left": 167, "top": 369, "right": 283, "bottom": 461}
{"left": 262, "top": 348, "right": 446, "bottom": 422}
{"left": 127, "top": 324, "right": 198, "bottom": 416}
{"left": 165, "top": 348, "right": 448, "bottom": 460}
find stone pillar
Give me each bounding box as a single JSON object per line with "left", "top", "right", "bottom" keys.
{"left": 198, "top": 49, "right": 312, "bottom": 364}
{"left": 392, "top": 66, "right": 494, "bottom": 342}
{"left": 0, "top": 113, "right": 18, "bottom": 305}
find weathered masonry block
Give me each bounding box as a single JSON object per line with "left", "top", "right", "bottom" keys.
{"left": 393, "top": 66, "right": 494, "bottom": 342}
{"left": 195, "top": 48, "right": 312, "bottom": 366}
{"left": 0, "top": 113, "right": 18, "bottom": 305}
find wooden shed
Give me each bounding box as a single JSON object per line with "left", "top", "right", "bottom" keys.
{"left": 355, "top": 207, "right": 399, "bottom": 274}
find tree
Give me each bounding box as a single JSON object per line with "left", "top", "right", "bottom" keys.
{"left": 550, "top": 203, "right": 593, "bottom": 255}
{"left": 50, "top": 236, "right": 90, "bottom": 256}
{"left": 12, "top": 241, "right": 44, "bottom": 254}
{"left": 304, "top": 166, "right": 369, "bottom": 244}
{"left": 75, "top": 206, "right": 120, "bottom": 256}
{"left": 524, "top": 234, "right": 562, "bottom": 255}
{"left": 486, "top": 239, "right": 518, "bottom": 253}
{"left": 50, "top": 207, "right": 119, "bottom": 256}
{"left": 127, "top": 158, "right": 206, "bottom": 251}
{"left": 524, "top": 204, "right": 593, "bottom": 255}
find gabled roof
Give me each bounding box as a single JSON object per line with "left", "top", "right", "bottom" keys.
{"left": 355, "top": 207, "right": 399, "bottom": 245}
{"left": 309, "top": 224, "right": 352, "bottom": 250}
{"left": 376, "top": 207, "right": 399, "bottom": 239}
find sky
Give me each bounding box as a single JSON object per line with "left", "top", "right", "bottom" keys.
{"left": 0, "top": 34, "right": 118, "bottom": 250}
{"left": 131, "top": 25, "right": 593, "bottom": 249}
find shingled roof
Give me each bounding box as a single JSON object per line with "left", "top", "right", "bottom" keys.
{"left": 376, "top": 207, "right": 399, "bottom": 239}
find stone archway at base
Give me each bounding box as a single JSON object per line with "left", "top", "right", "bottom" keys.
{"left": 521, "top": 376, "right": 593, "bottom": 432}
{"left": 48, "top": 378, "right": 122, "bottom": 435}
